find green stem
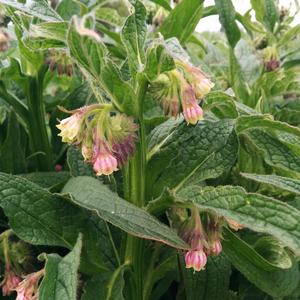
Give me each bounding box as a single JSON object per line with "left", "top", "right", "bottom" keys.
{"left": 124, "top": 76, "right": 148, "bottom": 300}
{"left": 26, "top": 66, "right": 52, "bottom": 171}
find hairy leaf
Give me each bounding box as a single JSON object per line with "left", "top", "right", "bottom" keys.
{"left": 62, "top": 176, "right": 189, "bottom": 249}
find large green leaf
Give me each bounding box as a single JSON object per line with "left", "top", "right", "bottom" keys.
{"left": 159, "top": 0, "right": 204, "bottom": 43}
{"left": 0, "top": 0, "right": 62, "bottom": 21}
{"left": 215, "top": 0, "right": 241, "bottom": 48}
{"left": 39, "top": 234, "right": 82, "bottom": 300}
{"left": 146, "top": 119, "right": 238, "bottom": 197}
{"left": 176, "top": 185, "right": 300, "bottom": 255}
{"left": 241, "top": 173, "right": 300, "bottom": 195}
{"left": 181, "top": 254, "right": 231, "bottom": 300}
{"left": 62, "top": 176, "right": 189, "bottom": 250}
{"left": 121, "top": 0, "right": 147, "bottom": 74}
{"left": 0, "top": 173, "right": 118, "bottom": 273}
{"left": 223, "top": 229, "right": 299, "bottom": 298}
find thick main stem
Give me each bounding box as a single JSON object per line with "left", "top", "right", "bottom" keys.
{"left": 124, "top": 77, "right": 148, "bottom": 300}
{"left": 26, "top": 67, "right": 52, "bottom": 171}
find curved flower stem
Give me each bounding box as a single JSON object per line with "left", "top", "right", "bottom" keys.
{"left": 124, "top": 75, "right": 148, "bottom": 300}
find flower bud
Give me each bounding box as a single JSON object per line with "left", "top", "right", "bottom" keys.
{"left": 262, "top": 46, "right": 280, "bottom": 71}
{"left": 185, "top": 248, "right": 207, "bottom": 271}
{"left": 46, "top": 49, "right": 74, "bottom": 77}
{"left": 55, "top": 164, "right": 63, "bottom": 172}
{"left": 210, "top": 239, "right": 222, "bottom": 256}
{"left": 226, "top": 218, "right": 244, "bottom": 231}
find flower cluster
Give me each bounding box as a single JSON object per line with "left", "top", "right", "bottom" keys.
{"left": 175, "top": 208, "right": 224, "bottom": 272}
{"left": 57, "top": 105, "right": 138, "bottom": 176}
{"left": 46, "top": 49, "right": 74, "bottom": 77}
{"left": 150, "top": 59, "right": 214, "bottom": 125}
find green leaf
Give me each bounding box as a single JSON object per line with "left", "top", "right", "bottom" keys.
{"left": 62, "top": 176, "right": 189, "bottom": 250}
{"left": 95, "top": 7, "right": 125, "bottom": 27}
{"left": 215, "top": 0, "right": 241, "bottom": 48}
{"left": 150, "top": 0, "right": 172, "bottom": 11}
{"left": 0, "top": 0, "right": 62, "bottom": 21}
{"left": 159, "top": 0, "right": 204, "bottom": 43}
{"left": 244, "top": 129, "right": 300, "bottom": 175}
{"left": 19, "top": 171, "right": 70, "bottom": 190}
{"left": 146, "top": 119, "right": 238, "bottom": 197}
{"left": 263, "top": 0, "right": 278, "bottom": 32}
{"left": 56, "top": 0, "right": 80, "bottom": 20}
{"left": 241, "top": 173, "right": 300, "bottom": 195}
{"left": 181, "top": 253, "right": 231, "bottom": 300}
{"left": 121, "top": 0, "right": 147, "bottom": 74}
{"left": 223, "top": 229, "right": 299, "bottom": 298}
{"left": 39, "top": 234, "right": 82, "bottom": 300}
{"left": 82, "top": 264, "right": 128, "bottom": 300}
{"left": 177, "top": 185, "right": 300, "bottom": 255}
{"left": 144, "top": 42, "right": 175, "bottom": 80}
{"left": 0, "top": 173, "right": 118, "bottom": 273}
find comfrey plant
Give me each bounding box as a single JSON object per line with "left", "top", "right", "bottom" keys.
{"left": 0, "top": 0, "right": 299, "bottom": 299}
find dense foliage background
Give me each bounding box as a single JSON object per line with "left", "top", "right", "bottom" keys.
{"left": 0, "top": 0, "right": 299, "bottom": 299}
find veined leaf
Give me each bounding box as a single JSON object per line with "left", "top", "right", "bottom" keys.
{"left": 241, "top": 173, "right": 300, "bottom": 195}
{"left": 121, "top": 0, "right": 147, "bottom": 74}
{"left": 0, "top": 0, "right": 62, "bottom": 21}
{"left": 159, "top": 0, "right": 204, "bottom": 43}
{"left": 39, "top": 235, "right": 82, "bottom": 300}
{"left": 176, "top": 185, "right": 300, "bottom": 255}
{"left": 215, "top": 0, "right": 241, "bottom": 48}
{"left": 0, "top": 173, "right": 118, "bottom": 273}
{"left": 223, "top": 229, "right": 299, "bottom": 298}
{"left": 62, "top": 176, "right": 189, "bottom": 250}
{"left": 146, "top": 119, "right": 238, "bottom": 197}
{"left": 29, "top": 22, "right": 68, "bottom": 43}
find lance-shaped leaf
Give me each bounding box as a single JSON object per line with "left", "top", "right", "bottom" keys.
{"left": 0, "top": 0, "right": 62, "bottom": 21}
{"left": 176, "top": 185, "right": 300, "bottom": 255}
{"left": 39, "top": 235, "right": 82, "bottom": 300}
{"left": 241, "top": 173, "right": 300, "bottom": 195}
{"left": 146, "top": 119, "right": 238, "bottom": 197}
{"left": 121, "top": 0, "right": 147, "bottom": 74}
{"left": 215, "top": 0, "right": 241, "bottom": 48}
{"left": 0, "top": 173, "right": 118, "bottom": 273}
{"left": 159, "top": 0, "right": 204, "bottom": 43}
{"left": 222, "top": 229, "right": 299, "bottom": 298}
{"left": 62, "top": 176, "right": 189, "bottom": 250}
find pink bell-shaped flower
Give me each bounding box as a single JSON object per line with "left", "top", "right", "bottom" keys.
{"left": 185, "top": 248, "right": 207, "bottom": 272}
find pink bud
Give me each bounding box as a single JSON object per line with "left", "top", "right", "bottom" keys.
{"left": 185, "top": 249, "right": 207, "bottom": 272}
{"left": 183, "top": 102, "right": 203, "bottom": 125}
{"left": 93, "top": 151, "right": 118, "bottom": 176}
{"left": 55, "top": 164, "right": 63, "bottom": 172}
{"left": 210, "top": 240, "right": 222, "bottom": 256}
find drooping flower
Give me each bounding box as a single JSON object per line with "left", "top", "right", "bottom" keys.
{"left": 1, "top": 267, "right": 21, "bottom": 296}
{"left": 185, "top": 248, "right": 207, "bottom": 272}
{"left": 206, "top": 216, "right": 223, "bottom": 256}
{"left": 46, "top": 49, "right": 74, "bottom": 77}
{"left": 92, "top": 146, "right": 118, "bottom": 176}
{"left": 181, "top": 84, "right": 203, "bottom": 125}
{"left": 56, "top": 106, "right": 88, "bottom": 144}
{"left": 15, "top": 269, "right": 44, "bottom": 300}
{"left": 210, "top": 239, "right": 222, "bottom": 256}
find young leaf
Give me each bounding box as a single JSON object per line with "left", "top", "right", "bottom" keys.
{"left": 121, "top": 0, "right": 147, "bottom": 74}
{"left": 62, "top": 176, "right": 189, "bottom": 250}
{"left": 159, "top": 0, "right": 204, "bottom": 43}
{"left": 176, "top": 185, "right": 300, "bottom": 255}
{"left": 241, "top": 173, "right": 300, "bottom": 195}
{"left": 39, "top": 234, "right": 82, "bottom": 300}
{"left": 180, "top": 254, "right": 231, "bottom": 300}
{"left": 222, "top": 229, "right": 299, "bottom": 298}
{"left": 215, "top": 0, "right": 241, "bottom": 48}
{"left": 0, "top": 0, "right": 62, "bottom": 21}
